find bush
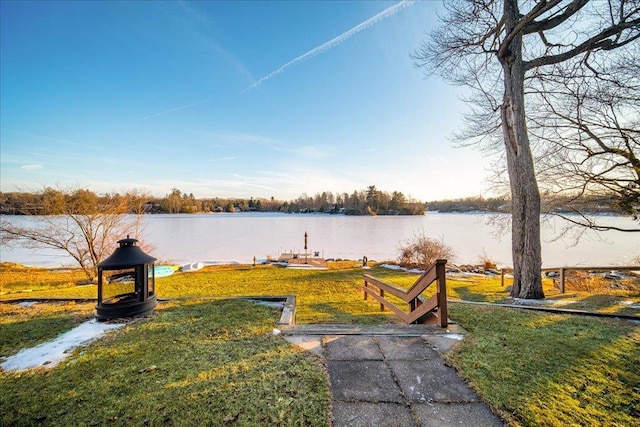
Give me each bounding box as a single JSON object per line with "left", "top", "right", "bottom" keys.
{"left": 477, "top": 251, "right": 497, "bottom": 270}
{"left": 397, "top": 233, "right": 455, "bottom": 269}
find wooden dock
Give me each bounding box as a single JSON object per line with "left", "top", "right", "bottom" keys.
{"left": 286, "top": 256, "right": 328, "bottom": 269}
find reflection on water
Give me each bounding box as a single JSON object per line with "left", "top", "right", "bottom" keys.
{"left": 1, "top": 212, "right": 638, "bottom": 267}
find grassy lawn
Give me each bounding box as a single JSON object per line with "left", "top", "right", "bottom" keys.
{"left": 1, "top": 262, "right": 639, "bottom": 426}
{"left": 1, "top": 299, "right": 330, "bottom": 426}
{"left": 448, "top": 303, "right": 640, "bottom": 427}
{"left": 0, "top": 300, "right": 95, "bottom": 356}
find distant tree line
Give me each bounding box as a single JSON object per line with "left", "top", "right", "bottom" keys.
{"left": 0, "top": 185, "right": 425, "bottom": 216}
{"left": 0, "top": 188, "right": 150, "bottom": 216}
{"left": 425, "top": 197, "right": 510, "bottom": 213}
{"left": 2, "top": 187, "right": 628, "bottom": 217}
{"left": 425, "top": 194, "right": 632, "bottom": 216}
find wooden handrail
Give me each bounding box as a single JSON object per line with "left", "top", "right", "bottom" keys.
{"left": 363, "top": 259, "right": 448, "bottom": 327}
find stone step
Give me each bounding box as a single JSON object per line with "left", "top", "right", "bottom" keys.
{"left": 280, "top": 322, "right": 465, "bottom": 336}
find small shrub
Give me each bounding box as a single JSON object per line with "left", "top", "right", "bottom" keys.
{"left": 477, "top": 251, "right": 497, "bottom": 270}
{"left": 565, "top": 271, "right": 620, "bottom": 292}
{"left": 397, "top": 233, "right": 455, "bottom": 270}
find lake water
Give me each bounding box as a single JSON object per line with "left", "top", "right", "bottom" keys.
{"left": 1, "top": 213, "right": 638, "bottom": 268}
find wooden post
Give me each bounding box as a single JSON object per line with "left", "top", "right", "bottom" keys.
{"left": 559, "top": 268, "right": 565, "bottom": 294}
{"left": 364, "top": 280, "right": 368, "bottom": 300}
{"left": 501, "top": 269, "right": 505, "bottom": 287}
{"left": 436, "top": 259, "right": 448, "bottom": 328}
{"left": 380, "top": 289, "right": 385, "bottom": 311}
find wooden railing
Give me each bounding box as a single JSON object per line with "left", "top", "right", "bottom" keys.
{"left": 363, "top": 259, "right": 448, "bottom": 327}
{"left": 501, "top": 265, "right": 640, "bottom": 293}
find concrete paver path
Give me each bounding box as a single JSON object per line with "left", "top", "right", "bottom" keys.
{"left": 283, "top": 324, "right": 504, "bottom": 427}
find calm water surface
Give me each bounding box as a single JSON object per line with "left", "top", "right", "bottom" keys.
{"left": 1, "top": 213, "right": 638, "bottom": 267}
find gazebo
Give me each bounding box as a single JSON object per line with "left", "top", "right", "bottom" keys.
{"left": 95, "top": 236, "right": 157, "bottom": 320}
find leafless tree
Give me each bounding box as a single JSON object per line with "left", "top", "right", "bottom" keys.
{"left": 415, "top": 0, "right": 640, "bottom": 299}
{"left": 0, "top": 188, "right": 148, "bottom": 281}
{"left": 397, "top": 232, "right": 455, "bottom": 270}
{"left": 530, "top": 48, "right": 640, "bottom": 232}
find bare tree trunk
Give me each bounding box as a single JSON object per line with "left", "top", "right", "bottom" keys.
{"left": 500, "top": 0, "right": 544, "bottom": 299}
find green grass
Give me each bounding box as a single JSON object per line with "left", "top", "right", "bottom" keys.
{"left": 4, "top": 263, "right": 638, "bottom": 316}
{"left": 0, "top": 299, "right": 330, "bottom": 426}
{"left": 0, "top": 263, "right": 88, "bottom": 295}
{"left": 2, "top": 262, "right": 639, "bottom": 426}
{"left": 447, "top": 303, "right": 640, "bottom": 427}
{"left": 0, "top": 301, "right": 95, "bottom": 356}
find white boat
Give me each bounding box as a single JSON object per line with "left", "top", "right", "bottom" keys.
{"left": 180, "top": 262, "right": 204, "bottom": 272}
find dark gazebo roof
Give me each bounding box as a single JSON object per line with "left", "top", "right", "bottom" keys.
{"left": 98, "top": 236, "right": 156, "bottom": 269}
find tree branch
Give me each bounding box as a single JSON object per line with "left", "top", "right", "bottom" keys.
{"left": 525, "top": 17, "right": 640, "bottom": 70}
{"left": 523, "top": 0, "right": 589, "bottom": 34}
{"left": 554, "top": 212, "right": 640, "bottom": 232}
{"left": 498, "top": 0, "right": 563, "bottom": 59}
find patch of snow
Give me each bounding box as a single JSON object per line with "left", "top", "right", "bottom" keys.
{"left": 513, "top": 298, "right": 548, "bottom": 305}
{"left": 248, "top": 299, "right": 285, "bottom": 309}
{"left": 203, "top": 260, "right": 241, "bottom": 265}
{"left": 620, "top": 300, "right": 640, "bottom": 309}
{"left": 380, "top": 264, "right": 423, "bottom": 273}
{"left": 1, "top": 319, "right": 125, "bottom": 372}
{"left": 272, "top": 328, "right": 281, "bottom": 336}
{"left": 439, "top": 333, "right": 464, "bottom": 341}
{"left": 17, "top": 301, "right": 38, "bottom": 307}
{"left": 547, "top": 299, "right": 578, "bottom": 306}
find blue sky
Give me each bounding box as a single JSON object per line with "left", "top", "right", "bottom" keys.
{"left": 1, "top": 0, "right": 490, "bottom": 202}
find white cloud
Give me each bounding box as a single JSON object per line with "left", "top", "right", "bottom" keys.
{"left": 21, "top": 164, "right": 43, "bottom": 171}
{"left": 209, "top": 156, "right": 241, "bottom": 162}
{"left": 280, "top": 145, "right": 334, "bottom": 160}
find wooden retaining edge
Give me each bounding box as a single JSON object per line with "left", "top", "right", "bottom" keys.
{"left": 450, "top": 300, "right": 640, "bottom": 321}
{"left": 278, "top": 295, "right": 296, "bottom": 326}
{"left": 0, "top": 297, "right": 97, "bottom": 303}
{"left": 0, "top": 295, "right": 298, "bottom": 326}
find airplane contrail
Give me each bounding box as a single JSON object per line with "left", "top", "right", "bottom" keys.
{"left": 138, "top": 99, "right": 210, "bottom": 121}
{"left": 243, "top": 0, "right": 415, "bottom": 93}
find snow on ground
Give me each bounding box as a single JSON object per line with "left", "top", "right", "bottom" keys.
{"left": 1, "top": 319, "right": 125, "bottom": 372}
{"left": 17, "top": 301, "right": 38, "bottom": 307}
{"left": 381, "top": 264, "right": 404, "bottom": 271}
{"left": 380, "top": 264, "right": 424, "bottom": 274}
{"left": 512, "top": 298, "right": 549, "bottom": 305}
{"left": 439, "top": 333, "right": 464, "bottom": 341}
